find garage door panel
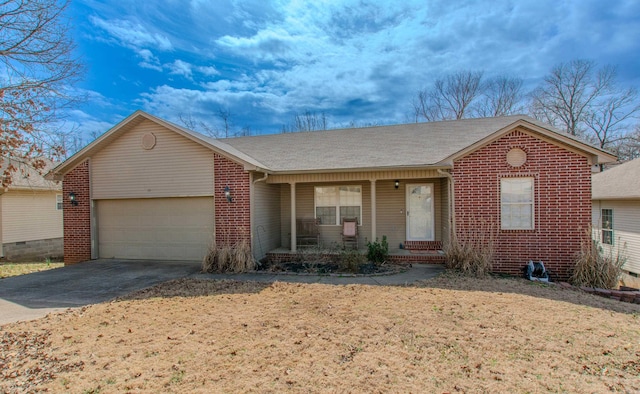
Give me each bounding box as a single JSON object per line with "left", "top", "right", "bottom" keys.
{"left": 98, "top": 197, "right": 214, "bottom": 261}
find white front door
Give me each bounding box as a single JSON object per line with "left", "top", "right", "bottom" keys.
{"left": 406, "top": 183, "right": 434, "bottom": 241}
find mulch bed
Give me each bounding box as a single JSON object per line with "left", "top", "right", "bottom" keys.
{"left": 257, "top": 261, "right": 402, "bottom": 275}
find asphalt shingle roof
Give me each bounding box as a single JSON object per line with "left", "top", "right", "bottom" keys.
{"left": 220, "top": 115, "right": 535, "bottom": 172}
{"left": 592, "top": 157, "right": 640, "bottom": 200}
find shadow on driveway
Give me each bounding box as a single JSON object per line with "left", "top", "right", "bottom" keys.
{"left": 0, "top": 259, "right": 201, "bottom": 324}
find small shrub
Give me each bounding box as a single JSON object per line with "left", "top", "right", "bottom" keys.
{"left": 444, "top": 216, "right": 496, "bottom": 277}
{"left": 570, "top": 227, "right": 626, "bottom": 289}
{"left": 366, "top": 236, "right": 389, "bottom": 264}
{"left": 339, "top": 249, "right": 366, "bottom": 273}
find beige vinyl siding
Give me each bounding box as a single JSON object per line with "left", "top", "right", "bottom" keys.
{"left": 376, "top": 180, "right": 409, "bottom": 249}
{"left": 97, "top": 197, "right": 214, "bottom": 261}
{"left": 1, "top": 190, "right": 63, "bottom": 243}
{"left": 252, "top": 179, "right": 281, "bottom": 260}
{"left": 281, "top": 182, "right": 372, "bottom": 248}
{"left": 280, "top": 179, "right": 445, "bottom": 250}
{"left": 91, "top": 119, "right": 215, "bottom": 199}
{"left": 376, "top": 179, "right": 443, "bottom": 249}
{"left": 592, "top": 200, "right": 640, "bottom": 275}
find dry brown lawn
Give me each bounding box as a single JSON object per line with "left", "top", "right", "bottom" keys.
{"left": 0, "top": 262, "right": 63, "bottom": 278}
{"left": 1, "top": 272, "right": 639, "bottom": 393}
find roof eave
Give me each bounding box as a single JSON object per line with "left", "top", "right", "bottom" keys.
{"left": 443, "top": 119, "right": 618, "bottom": 164}
{"left": 264, "top": 163, "right": 453, "bottom": 175}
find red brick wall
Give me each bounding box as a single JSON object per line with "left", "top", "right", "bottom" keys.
{"left": 63, "top": 160, "right": 91, "bottom": 265}
{"left": 452, "top": 129, "right": 591, "bottom": 280}
{"left": 214, "top": 154, "right": 251, "bottom": 245}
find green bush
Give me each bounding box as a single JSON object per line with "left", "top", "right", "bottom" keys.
{"left": 366, "top": 236, "right": 389, "bottom": 264}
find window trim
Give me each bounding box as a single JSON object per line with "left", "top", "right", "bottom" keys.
{"left": 601, "top": 208, "right": 613, "bottom": 245}
{"left": 56, "top": 194, "right": 63, "bottom": 210}
{"left": 500, "top": 177, "right": 535, "bottom": 230}
{"left": 314, "top": 185, "right": 363, "bottom": 226}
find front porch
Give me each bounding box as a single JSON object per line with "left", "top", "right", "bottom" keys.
{"left": 251, "top": 169, "right": 453, "bottom": 263}
{"left": 266, "top": 241, "right": 445, "bottom": 265}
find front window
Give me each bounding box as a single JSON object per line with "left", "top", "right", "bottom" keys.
{"left": 602, "top": 209, "right": 613, "bottom": 245}
{"left": 56, "top": 194, "right": 63, "bottom": 210}
{"left": 314, "top": 185, "right": 362, "bottom": 225}
{"left": 501, "top": 177, "right": 534, "bottom": 230}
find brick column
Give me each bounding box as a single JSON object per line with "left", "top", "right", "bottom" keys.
{"left": 214, "top": 154, "right": 251, "bottom": 245}
{"left": 62, "top": 160, "right": 91, "bottom": 265}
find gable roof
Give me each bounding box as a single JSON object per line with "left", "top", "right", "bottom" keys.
{"left": 49, "top": 111, "right": 616, "bottom": 178}
{"left": 220, "top": 115, "right": 616, "bottom": 172}
{"left": 49, "top": 111, "right": 269, "bottom": 179}
{"left": 592, "top": 157, "right": 640, "bottom": 200}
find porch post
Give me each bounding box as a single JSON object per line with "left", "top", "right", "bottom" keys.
{"left": 370, "top": 179, "right": 377, "bottom": 242}
{"left": 290, "top": 182, "right": 297, "bottom": 252}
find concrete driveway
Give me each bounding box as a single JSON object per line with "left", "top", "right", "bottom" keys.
{"left": 0, "top": 259, "right": 201, "bottom": 325}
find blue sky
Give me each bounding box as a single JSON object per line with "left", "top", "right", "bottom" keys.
{"left": 66, "top": 0, "right": 640, "bottom": 139}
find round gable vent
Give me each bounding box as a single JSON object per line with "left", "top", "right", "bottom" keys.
{"left": 141, "top": 133, "right": 156, "bottom": 150}
{"left": 506, "top": 148, "right": 527, "bottom": 167}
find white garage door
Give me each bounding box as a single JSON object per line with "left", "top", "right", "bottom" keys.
{"left": 97, "top": 197, "right": 214, "bottom": 261}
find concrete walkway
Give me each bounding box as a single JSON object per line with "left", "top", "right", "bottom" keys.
{"left": 1, "top": 260, "right": 444, "bottom": 325}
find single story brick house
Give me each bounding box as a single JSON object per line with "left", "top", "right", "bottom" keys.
{"left": 592, "top": 157, "right": 640, "bottom": 282}
{"left": 1, "top": 159, "right": 63, "bottom": 261}
{"left": 49, "top": 110, "right": 615, "bottom": 279}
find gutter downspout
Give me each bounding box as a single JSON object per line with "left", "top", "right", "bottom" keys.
{"left": 437, "top": 169, "right": 456, "bottom": 237}
{"left": 253, "top": 171, "right": 269, "bottom": 184}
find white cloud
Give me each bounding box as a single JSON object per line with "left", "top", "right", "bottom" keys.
{"left": 197, "top": 66, "right": 220, "bottom": 77}
{"left": 166, "top": 60, "right": 193, "bottom": 79}
{"left": 90, "top": 16, "right": 173, "bottom": 51}
{"left": 76, "top": 0, "right": 640, "bottom": 134}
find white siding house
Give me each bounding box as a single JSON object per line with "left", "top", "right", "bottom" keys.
{"left": 0, "top": 159, "right": 63, "bottom": 261}
{"left": 592, "top": 158, "right": 640, "bottom": 282}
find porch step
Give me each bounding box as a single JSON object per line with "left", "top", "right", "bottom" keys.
{"left": 389, "top": 250, "right": 445, "bottom": 264}
{"left": 265, "top": 249, "right": 446, "bottom": 265}
{"left": 403, "top": 241, "right": 442, "bottom": 251}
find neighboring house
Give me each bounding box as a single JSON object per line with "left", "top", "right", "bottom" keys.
{"left": 592, "top": 157, "right": 640, "bottom": 280}
{"left": 49, "top": 111, "right": 615, "bottom": 279}
{"left": 1, "top": 159, "right": 63, "bottom": 261}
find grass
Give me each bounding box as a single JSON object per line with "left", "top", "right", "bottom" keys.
{"left": 1, "top": 273, "right": 638, "bottom": 393}
{"left": 0, "top": 261, "right": 63, "bottom": 278}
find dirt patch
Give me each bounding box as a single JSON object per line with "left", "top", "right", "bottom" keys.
{"left": 1, "top": 275, "right": 639, "bottom": 393}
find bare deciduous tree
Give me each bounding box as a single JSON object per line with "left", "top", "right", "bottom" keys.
{"left": 0, "top": 0, "right": 83, "bottom": 186}
{"left": 178, "top": 112, "right": 218, "bottom": 137}
{"left": 529, "top": 59, "right": 615, "bottom": 137}
{"left": 474, "top": 76, "right": 525, "bottom": 117}
{"left": 179, "top": 108, "right": 252, "bottom": 138}
{"left": 281, "top": 110, "right": 328, "bottom": 132}
{"left": 413, "top": 71, "right": 483, "bottom": 122}
{"left": 217, "top": 107, "right": 232, "bottom": 138}
{"left": 583, "top": 87, "right": 640, "bottom": 150}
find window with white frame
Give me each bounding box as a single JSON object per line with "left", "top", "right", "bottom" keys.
{"left": 314, "top": 185, "right": 362, "bottom": 225}
{"left": 500, "top": 177, "right": 534, "bottom": 230}
{"left": 56, "top": 194, "right": 63, "bottom": 210}
{"left": 601, "top": 209, "right": 613, "bottom": 245}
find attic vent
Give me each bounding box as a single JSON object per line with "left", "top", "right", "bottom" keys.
{"left": 141, "top": 133, "right": 156, "bottom": 150}
{"left": 506, "top": 148, "right": 526, "bottom": 167}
